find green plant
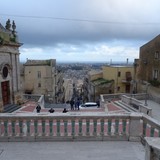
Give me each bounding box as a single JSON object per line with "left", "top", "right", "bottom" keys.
{"left": 149, "top": 79, "right": 160, "bottom": 87}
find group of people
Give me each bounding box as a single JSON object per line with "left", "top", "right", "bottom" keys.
{"left": 49, "top": 108, "right": 68, "bottom": 113}
{"left": 36, "top": 104, "right": 68, "bottom": 113}
{"left": 69, "top": 98, "right": 80, "bottom": 110}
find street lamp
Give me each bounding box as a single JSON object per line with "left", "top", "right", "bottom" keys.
{"left": 144, "top": 83, "right": 150, "bottom": 106}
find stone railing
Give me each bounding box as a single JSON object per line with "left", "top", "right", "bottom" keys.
{"left": 121, "top": 95, "right": 152, "bottom": 116}
{"left": 0, "top": 112, "right": 159, "bottom": 142}
{"left": 100, "top": 93, "right": 123, "bottom": 103}
{"left": 145, "top": 137, "right": 160, "bottom": 160}
{"left": 23, "top": 94, "right": 44, "bottom": 108}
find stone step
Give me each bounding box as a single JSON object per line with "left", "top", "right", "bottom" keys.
{"left": 3, "top": 104, "right": 21, "bottom": 113}
{"left": 114, "top": 101, "right": 138, "bottom": 112}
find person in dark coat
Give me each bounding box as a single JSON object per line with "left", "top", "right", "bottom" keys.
{"left": 36, "top": 105, "right": 41, "bottom": 113}
{"left": 62, "top": 108, "right": 68, "bottom": 113}
{"left": 70, "top": 99, "right": 75, "bottom": 110}
{"left": 76, "top": 99, "right": 80, "bottom": 110}
{"left": 49, "top": 108, "right": 55, "bottom": 113}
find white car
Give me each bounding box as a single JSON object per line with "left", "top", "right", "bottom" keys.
{"left": 79, "top": 102, "right": 99, "bottom": 109}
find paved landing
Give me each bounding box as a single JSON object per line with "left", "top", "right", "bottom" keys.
{"left": 0, "top": 141, "right": 145, "bottom": 160}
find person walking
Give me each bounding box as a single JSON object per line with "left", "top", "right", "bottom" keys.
{"left": 70, "top": 99, "right": 75, "bottom": 110}
{"left": 76, "top": 99, "right": 80, "bottom": 110}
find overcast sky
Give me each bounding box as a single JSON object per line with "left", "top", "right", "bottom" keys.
{"left": 1, "top": 0, "right": 160, "bottom": 63}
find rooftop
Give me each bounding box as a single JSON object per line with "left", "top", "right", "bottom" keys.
{"left": 24, "top": 59, "right": 56, "bottom": 66}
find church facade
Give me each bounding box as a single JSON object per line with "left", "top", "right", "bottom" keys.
{"left": 0, "top": 19, "right": 22, "bottom": 112}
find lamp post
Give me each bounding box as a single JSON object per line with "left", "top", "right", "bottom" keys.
{"left": 144, "top": 83, "right": 150, "bottom": 106}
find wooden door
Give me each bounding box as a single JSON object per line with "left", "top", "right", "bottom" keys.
{"left": 125, "top": 84, "right": 130, "bottom": 93}
{"left": 1, "top": 81, "right": 10, "bottom": 105}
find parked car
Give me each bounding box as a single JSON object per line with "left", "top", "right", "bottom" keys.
{"left": 79, "top": 102, "right": 99, "bottom": 109}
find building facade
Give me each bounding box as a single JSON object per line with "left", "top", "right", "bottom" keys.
{"left": 23, "top": 59, "right": 64, "bottom": 103}
{"left": 63, "top": 78, "right": 73, "bottom": 102}
{"left": 0, "top": 19, "right": 22, "bottom": 112}
{"left": 83, "top": 70, "right": 114, "bottom": 102}
{"left": 102, "top": 65, "right": 134, "bottom": 93}
{"left": 137, "top": 35, "right": 160, "bottom": 85}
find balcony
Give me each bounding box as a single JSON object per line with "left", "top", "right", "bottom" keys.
{"left": 122, "top": 71, "right": 132, "bottom": 83}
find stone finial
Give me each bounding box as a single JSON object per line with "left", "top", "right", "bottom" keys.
{"left": 5, "top": 19, "right": 11, "bottom": 30}
{"left": 12, "top": 20, "right": 16, "bottom": 32}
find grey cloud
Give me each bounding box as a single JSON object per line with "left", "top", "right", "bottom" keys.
{"left": 2, "top": 0, "right": 160, "bottom": 48}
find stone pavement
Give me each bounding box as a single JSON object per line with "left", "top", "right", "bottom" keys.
{"left": 15, "top": 100, "right": 125, "bottom": 114}
{"left": 0, "top": 141, "right": 145, "bottom": 160}
{"left": 141, "top": 100, "right": 160, "bottom": 122}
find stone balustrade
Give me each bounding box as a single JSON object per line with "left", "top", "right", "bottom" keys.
{"left": 145, "top": 137, "right": 160, "bottom": 160}
{"left": 23, "top": 94, "right": 44, "bottom": 108}
{"left": 0, "top": 112, "right": 159, "bottom": 142}
{"left": 121, "top": 95, "right": 152, "bottom": 115}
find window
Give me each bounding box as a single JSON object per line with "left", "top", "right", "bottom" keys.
{"left": 153, "top": 69, "right": 158, "bottom": 80}
{"left": 155, "top": 51, "right": 159, "bottom": 59}
{"left": 117, "top": 86, "right": 120, "bottom": 91}
{"left": 118, "top": 71, "right": 121, "bottom": 77}
{"left": 2, "top": 66, "right": 8, "bottom": 79}
{"left": 38, "top": 83, "right": 41, "bottom": 88}
{"left": 37, "top": 71, "right": 41, "bottom": 78}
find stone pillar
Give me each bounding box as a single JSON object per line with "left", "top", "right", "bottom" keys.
{"left": 129, "top": 113, "right": 142, "bottom": 141}
{"left": 145, "top": 137, "right": 160, "bottom": 160}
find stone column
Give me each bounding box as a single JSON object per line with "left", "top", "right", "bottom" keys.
{"left": 145, "top": 137, "right": 160, "bottom": 160}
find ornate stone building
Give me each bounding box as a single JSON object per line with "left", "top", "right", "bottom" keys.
{"left": 0, "top": 19, "right": 22, "bottom": 112}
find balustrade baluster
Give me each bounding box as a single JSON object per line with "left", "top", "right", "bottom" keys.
{"left": 4, "top": 120, "right": 8, "bottom": 136}
{"left": 71, "top": 120, "right": 75, "bottom": 137}
{"left": 122, "top": 119, "right": 127, "bottom": 134}
{"left": 93, "top": 119, "right": 97, "bottom": 136}
{"left": 150, "top": 127, "right": 154, "bottom": 137}
{"left": 143, "top": 122, "right": 147, "bottom": 137}
{"left": 34, "top": 120, "right": 38, "bottom": 136}
{"left": 11, "top": 120, "right": 16, "bottom": 136}
{"left": 108, "top": 119, "right": 112, "bottom": 135}
{"left": 57, "top": 120, "right": 60, "bottom": 136}
{"left": 42, "top": 120, "right": 45, "bottom": 136}
{"left": 86, "top": 119, "right": 90, "bottom": 136}
{"left": 78, "top": 119, "right": 82, "bottom": 136}
{"left": 49, "top": 120, "right": 53, "bottom": 136}
{"left": 115, "top": 119, "right": 119, "bottom": 135}
{"left": 64, "top": 120, "right": 68, "bottom": 136}
{"left": 26, "top": 120, "right": 30, "bottom": 136}
{"left": 19, "top": 120, "right": 23, "bottom": 136}
{"left": 100, "top": 119, "right": 104, "bottom": 136}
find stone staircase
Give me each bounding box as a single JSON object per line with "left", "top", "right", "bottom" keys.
{"left": 114, "top": 100, "right": 138, "bottom": 112}
{"left": 3, "top": 104, "right": 21, "bottom": 113}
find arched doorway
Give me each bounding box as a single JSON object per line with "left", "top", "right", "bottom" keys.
{"left": 1, "top": 81, "right": 10, "bottom": 105}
